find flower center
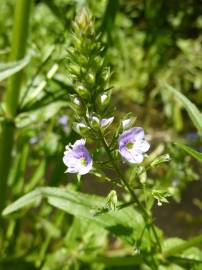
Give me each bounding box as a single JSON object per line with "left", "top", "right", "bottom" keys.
{"left": 126, "top": 141, "right": 134, "bottom": 150}
{"left": 80, "top": 157, "right": 87, "bottom": 166}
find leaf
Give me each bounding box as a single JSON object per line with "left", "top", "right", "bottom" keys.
{"left": 175, "top": 143, "right": 202, "bottom": 163}
{"left": 164, "top": 234, "right": 202, "bottom": 257}
{"left": 165, "top": 84, "right": 202, "bottom": 137}
{"left": 0, "top": 55, "right": 30, "bottom": 82}
{"left": 2, "top": 189, "right": 42, "bottom": 215}
{"left": 2, "top": 187, "right": 153, "bottom": 246}
{"left": 15, "top": 101, "right": 66, "bottom": 128}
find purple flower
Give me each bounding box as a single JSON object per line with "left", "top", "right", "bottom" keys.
{"left": 118, "top": 127, "right": 150, "bottom": 164}
{"left": 58, "top": 115, "right": 69, "bottom": 126}
{"left": 63, "top": 139, "right": 92, "bottom": 175}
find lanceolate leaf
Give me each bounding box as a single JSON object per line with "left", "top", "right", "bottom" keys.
{"left": 165, "top": 84, "right": 202, "bottom": 137}
{"left": 0, "top": 55, "right": 30, "bottom": 82}
{"left": 175, "top": 143, "right": 202, "bottom": 163}
{"left": 2, "top": 187, "right": 152, "bottom": 246}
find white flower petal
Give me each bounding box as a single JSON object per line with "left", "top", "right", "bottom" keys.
{"left": 78, "top": 160, "right": 93, "bottom": 175}
{"left": 74, "top": 138, "right": 86, "bottom": 147}
{"left": 135, "top": 140, "right": 150, "bottom": 153}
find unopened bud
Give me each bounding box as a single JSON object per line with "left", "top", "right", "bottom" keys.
{"left": 73, "top": 97, "right": 81, "bottom": 106}
{"left": 122, "top": 117, "right": 136, "bottom": 130}
{"left": 100, "top": 117, "right": 114, "bottom": 130}
{"left": 76, "top": 9, "right": 91, "bottom": 31}
{"left": 150, "top": 154, "right": 171, "bottom": 168}
{"left": 90, "top": 116, "right": 100, "bottom": 129}
{"left": 73, "top": 122, "right": 89, "bottom": 135}
{"left": 76, "top": 85, "right": 88, "bottom": 98}
{"left": 86, "top": 73, "right": 95, "bottom": 84}
{"left": 102, "top": 68, "right": 111, "bottom": 82}
{"left": 97, "top": 93, "right": 110, "bottom": 109}
{"left": 69, "top": 64, "right": 80, "bottom": 76}
{"left": 94, "top": 56, "right": 104, "bottom": 68}
{"left": 106, "top": 190, "right": 117, "bottom": 211}
{"left": 138, "top": 166, "right": 147, "bottom": 184}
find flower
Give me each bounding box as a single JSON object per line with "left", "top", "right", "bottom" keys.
{"left": 63, "top": 139, "right": 92, "bottom": 175}
{"left": 118, "top": 127, "right": 150, "bottom": 163}
{"left": 58, "top": 115, "right": 69, "bottom": 126}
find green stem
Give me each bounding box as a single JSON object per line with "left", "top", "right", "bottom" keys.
{"left": 0, "top": 0, "right": 32, "bottom": 212}
{"left": 6, "top": 0, "right": 32, "bottom": 118}
{"left": 99, "top": 130, "right": 162, "bottom": 252}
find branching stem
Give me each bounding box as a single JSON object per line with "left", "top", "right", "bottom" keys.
{"left": 99, "top": 130, "right": 162, "bottom": 252}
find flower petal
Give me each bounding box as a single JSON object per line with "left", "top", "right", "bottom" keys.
{"left": 119, "top": 147, "right": 144, "bottom": 163}
{"left": 118, "top": 127, "right": 144, "bottom": 148}
{"left": 73, "top": 139, "right": 86, "bottom": 147}
{"left": 136, "top": 140, "right": 150, "bottom": 152}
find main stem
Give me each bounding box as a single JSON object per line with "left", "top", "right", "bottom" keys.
{"left": 0, "top": 0, "right": 32, "bottom": 212}
{"left": 99, "top": 131, "right": 162, "bottom": 252}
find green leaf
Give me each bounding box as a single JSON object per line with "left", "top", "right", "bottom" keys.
{"left": 175, "top": 143, "right": 202, "bottom": 163}
{"left": 15, "top": 101, "right": 66, "bottom": 128}
{"left": 165, "top": 84, "right": 202, "bottom": 136}
{"left": 2, "top": 187, "right": 152, "bottom": 246}
{"left": 2, "top": 189, "right": 42, "bottom": 215}
{"left": 0, "top": 55, "right": 30, "bottom": 82}
{"left": 164, "top": 234, "right": 202, "bottom": 257}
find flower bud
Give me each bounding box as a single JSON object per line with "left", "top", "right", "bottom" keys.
{"left": 73, "top": 122, "right": 90, "bottom": 136}
{"left": 100, "top": 117, "right": 114, "bottom": 131}
{"left": 76, "top": 8, "right": 92, "bottom": 32}
{"left": 96, "top": 93, "right": 110, "bottom": 109}
{"left": 138, "top": 166, "right": 147, "bottom": 184}
{"left": 90, "top": 116, "right": 100, "bottom": 129}
{"left": 106, "top": 190, "right": 117, "bottom": 211}
{"left": 76, "top": 85, "right": 88, "bottom": 98}
{"left": 69, "top": 95, "right": 83, "bottom": 113}
{"left": 102, "top": 67, "right": 111, "bottom": 82}
{"left": 86, "top": 73, "right": 95, "bottom": 84}
{"left": 122, "top": 117, "right": 136, "bottom": 130}
{"left": 150, "top": 154, "right": 171, "bottom": 168}
{"left": 94, "top": 56, "right": 104, "bottom": 69}
{"left": 73, "top": 97, "right": 81, "bottom": 106}
{"left": 69, "top": 64, "right": 80, "bottom": 76}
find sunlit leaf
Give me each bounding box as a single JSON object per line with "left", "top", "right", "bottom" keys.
{"left": 175, "top": 143, "right": 202, "bottom": 163}
{"left": 2, "top": 187, "right": 154, "bottom": 246}
{"left": 165, "top": 84, "right": 202, "bottom": 137}
{"left": 0, "top": 55, "right": 30, "bottom": 82}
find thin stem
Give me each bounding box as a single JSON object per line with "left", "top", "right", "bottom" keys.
{"left": 99, "top": 130, "right": 162, "bottom": 252}
{"left": 0, "top": 0, "right": 32, "bottom": 213}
